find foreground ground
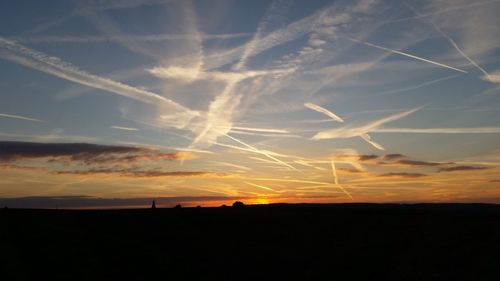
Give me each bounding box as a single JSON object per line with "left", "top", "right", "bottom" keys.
{"left": 1, "top": 203, "right": 500, "bottom": 280}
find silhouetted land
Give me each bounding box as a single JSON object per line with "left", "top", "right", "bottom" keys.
{"left": 2, "top": 203, "right": 500, "bottom": 280}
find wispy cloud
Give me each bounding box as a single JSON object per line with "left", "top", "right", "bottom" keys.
{"left": 14, "top": 33, "right": 252, "bottom": 44}
{"left": 482, "top": 70, "right": 500, "bottom": 84}
{"left": 0, "top": 37, "right": 197, "bottom": 126}
{"left": 233, "top": 0, "right": 290, "bottom": 71}
{"left": 203, "top": 4, "right": 325, "bottom": 69}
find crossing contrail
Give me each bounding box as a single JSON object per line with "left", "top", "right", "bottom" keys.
{"left": 331, "top": 160, "right": 353, "bottom": 199}
{"left": 345, "top": 37, "right": 467, "bottom": 73}
{"left": 224, "top": 134, "right": 299, "bottom": 171}
{"left": 403, "top": 2, "right": 493, "bottom": 82}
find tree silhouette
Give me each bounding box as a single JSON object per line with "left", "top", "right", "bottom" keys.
{"left": 232, "top": 201, "right": 245, "bottom": 208}
{"left": 151, "top": 200, "right": 156, "bottom": 209}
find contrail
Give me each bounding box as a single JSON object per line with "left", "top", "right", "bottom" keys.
{"left": 360, "top": 134, "right": 385, "bottom": 150}
{"left": 312, "top": 107, "right": 421, "bottom": 150}
{"left": 0, "top": 113, "right": 44, "bottom": 123}
{"left": 249, "top": 156, "right": 292, "bottom": 166}
{"left": 304, "top": 102, "right": 344, "bottom": 123}
{"left": 364, "top": 107, "right": 422, "bottom": 130}
{"left": 245, "top": 182, "right": 276, "bottom": 192}
{"left": 293, "top": 160, "right": 327, "bottom": 171}
{"left": 375, "top": 127, "right": 500, "bottom": 134}
{"left": 331, "top": 160, "right": 353, "bottom": 199}
{"left": 379, "top": 74, "right": 462, "bottom": 96}
{"left": 210, "top": 161, "right": 252, "bottom": 171}
{"left": 229, "top": 130, "right": 300, "bottom": 138}
{"left": 252, "top": 178, "right": 332, "bottom": 186}
{"left": 404, "top": 3, "right": 492, "bottom": 81}
{"left": 231, "top": 126, "right": 290, "bottom": 134}
{"left": 345, "top": 37, "right": 467, "bottom": 73}
{"left": 216, "top": 141, "right": 297, "bottom": 170}
{"left": 111, "top": 126, "right": 139, "bottom": 131}
{"left": 0, "top": 37, "right": 196, "bottom": 117}
{"left": 224, "top": 134, "right": 299, "bottom": 171}
{"left": 446, "top": 37, "right": 492, "bottom": 81}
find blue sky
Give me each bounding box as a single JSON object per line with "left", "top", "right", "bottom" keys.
{"left": 1, "top": 0, "right": 500, "bottom": 207}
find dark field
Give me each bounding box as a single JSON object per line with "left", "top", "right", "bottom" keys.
{"left": 2, "top": 204, "right": 500, "bottom": 280}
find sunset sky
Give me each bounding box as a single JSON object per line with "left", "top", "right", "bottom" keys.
{"left": 1, "top": 0, "right": 500, "bottom": 208}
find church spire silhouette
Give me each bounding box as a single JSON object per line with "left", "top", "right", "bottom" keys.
{"left": 151, "top": 200, "right": 156, "bottom": 209}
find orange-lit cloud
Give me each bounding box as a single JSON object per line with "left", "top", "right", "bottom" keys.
{"left": 54, "top": 169, "right": 218, "bottom": 178}
{"left": 439, "top": 166, "right": 490, "bottom": 172}
{"left": 377, "top": 172, "right": 428, "bottom": 178}
{"left": 0, "top": 141, "right": 193, "bottom": 164}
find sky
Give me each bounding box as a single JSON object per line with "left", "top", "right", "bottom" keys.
{"left": 1, "top": 0, "right": 500, "bottom": 208}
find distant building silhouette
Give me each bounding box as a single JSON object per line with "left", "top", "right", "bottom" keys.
{"left": 151, "top": 200, "right": 156, "bottom": 209}
{"left": 174, "top": 204, "right": 182, "bottom": 209}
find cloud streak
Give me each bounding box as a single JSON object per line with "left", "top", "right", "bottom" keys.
{"left": 304, "top": 102, "right": 344, "bottom": 123}
{"left": 375, "top": 127, "right": 500, "bottom": 134}
{"left": 0, "top": 113, "right": 44, "bottom": 123}
{"left": 312, "top": 107, "right": 421, "bottom": 150}
{"left": 111, "top": 126, "right": 140, "bottom": 131}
